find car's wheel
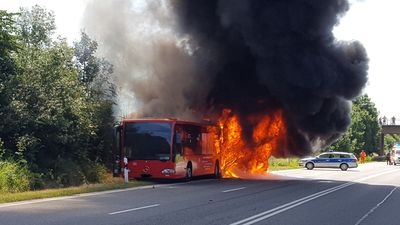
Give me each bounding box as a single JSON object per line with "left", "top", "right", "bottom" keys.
{"left": 214, "top": 161, "right": 221, "bottom": 179}
{"left": 306, "top": 162, "right": 314, "bottom": 170}
{"left": 340, "top": 163, "right": 349, "bottom": 171}
{"left": 394, "top": 161, "right": 397, "bottom": 166}
{"left": 186, "top": 163, "right": 193, "bottom": 181}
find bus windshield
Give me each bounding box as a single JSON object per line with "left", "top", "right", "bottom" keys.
{"left": 124, "top": 122, "right": 172, "bottom": 160}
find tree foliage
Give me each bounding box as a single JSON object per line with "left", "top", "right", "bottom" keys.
{"left": 330, "top": 94, "right": 380, "bottom": 155}
{"left": 0, "top": 6, "right": 115, "bottom": 190}
{"left": 16, "top": 5, "right": 55, "bottom": 47}
{"left": 384, "top": 134, "right": 400, "bottom": 152}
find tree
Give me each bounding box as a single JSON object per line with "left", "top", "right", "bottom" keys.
{"left": 15, "top": 5, "right": 55, "bottom": 47}
{"left": 330, "top": 94, "right": 380, "bottom": 155}
{"left": 7, "top": 6, "right": 116, "bottom": 187}
{"left": 0, "top": 6, "right": 116, "bottom": 189}
{"left": 384, "top": 134, "right": 400, "bottom": 152}
{"left": 0, "top": 10, "right": 19, "bottom": 158}
{"left": 74, "top": 31, "right": 114, "bottom": 97}
{"left": 0, "top": 10, "right": 18, "bottom": 79}
{"left": 73, "top": 31, "right": 115, "bottom": 167}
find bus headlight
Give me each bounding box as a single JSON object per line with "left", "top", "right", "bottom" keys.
{"left": 161, "top": 169, "right": 176, "bottom": 174}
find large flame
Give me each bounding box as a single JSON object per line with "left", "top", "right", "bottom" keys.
{"left": 218, "top": 109, "right": 287, "bottom": 178}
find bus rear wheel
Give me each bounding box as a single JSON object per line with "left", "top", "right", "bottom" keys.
{"left": 185, "top": 163, "right": 192, "bottom": 181}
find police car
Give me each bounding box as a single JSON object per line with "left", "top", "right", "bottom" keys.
{"left": 299, "top": 151, "right": 358, "bottom": 171}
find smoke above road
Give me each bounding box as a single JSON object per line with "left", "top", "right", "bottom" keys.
{"left": 83, "top": 0, "right": 368, "bottom": 156}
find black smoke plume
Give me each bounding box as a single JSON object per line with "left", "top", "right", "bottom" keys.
{"left": 83, "top": 0, "right": 368, "bottom": 156}
{"left": 172, "top": 0, "right": 368, "bottom": 155}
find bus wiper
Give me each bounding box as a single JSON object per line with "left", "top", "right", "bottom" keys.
{"left": 159, "top": 156, "right": 170, "bottom": 162}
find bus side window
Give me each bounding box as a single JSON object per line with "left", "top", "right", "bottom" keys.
{"left": 174, "top": 132, "right": 182, "bottom": 155}
{"left": 173, "top": 126, "right": 183, "bottom": 162}
{"left": 181, "top": 125, "right": 202, "bottom": 155}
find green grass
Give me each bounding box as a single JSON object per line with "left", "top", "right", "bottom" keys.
{"left": 0, "top": 179, "right": 152, "bottom": 204}
{"left": 268, "top": 157, "right": 300, "bottom": 171}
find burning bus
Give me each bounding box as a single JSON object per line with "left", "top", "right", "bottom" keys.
{"left": 113, "top": 109, "right": 287, "bottom": 180}
{"left": 114, "top": 118, "right": 221, "bottom": 180}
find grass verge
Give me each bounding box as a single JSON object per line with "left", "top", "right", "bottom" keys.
{"left": 0, "top": 179, "right": 152, "bottom": 204}
{"left": 268, "top": 157, "right": 300, "bottom": 171}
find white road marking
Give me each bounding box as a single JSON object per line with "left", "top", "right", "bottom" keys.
{"left": 108, "top": 204, "right": 160, "bottom": 215}
{"left": 354, "top": 186, "right": 398, "bottom": 225}
{"left": 230, "top": 168, "right": 398, "bottom": 225}
{"left": 230, "top": 182, "right": 354, "bottom": 225}
{"left": 222, "top": 187, "right": 247, "bottom": 193}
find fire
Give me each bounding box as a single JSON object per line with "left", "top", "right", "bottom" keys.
{"left": 218, "top": 109, "right": 287, "bottom": 178}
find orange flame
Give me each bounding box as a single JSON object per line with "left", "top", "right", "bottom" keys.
{"left": 218, "top": 109, "right": 287, "bottom": 178}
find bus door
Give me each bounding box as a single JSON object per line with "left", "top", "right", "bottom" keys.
{"left": 179, "top": 124, "right": 203, "bottom": 175}
{"left": 200, "top": 130, "right": 215, "bottom": 173}
{"left": 172, "top": 127, "right": 186, "bottom": 177}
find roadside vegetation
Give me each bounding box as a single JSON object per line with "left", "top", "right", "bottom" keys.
{"left": 0, "top": 178, "right": 151, "bottom": 203}
{"left": 0, "top": 7, "right": 116, "bottom": 192}
{"left": 329, "top": 95, "right": 380, "bottom": 157}
{"left": 268, "top": 157, "right": 300, "bottom": 171}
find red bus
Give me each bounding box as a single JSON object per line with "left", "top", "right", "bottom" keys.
{"left": 114, "top": 118, "right": 221, "bottom": 180}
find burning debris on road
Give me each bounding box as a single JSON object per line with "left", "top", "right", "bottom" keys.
{"left": 84, "top": 0, "right": 368, "bottom": 177}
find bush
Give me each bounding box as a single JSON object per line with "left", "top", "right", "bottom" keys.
{"left": 268, "top": 157, "right": 300, "bottom": 170}
{"left": 50, "top": 160, "right": 85, "bottom": 187}
{"left": 0, "top": 161, "right": 31, "bottom": 193}
{"left": 365, "top": 155, "right": 373, "bottom": 162}
{"left": 52, "top": 160, "right": 111, "bottom": 187}
{"left": 372, "top": 155, "right": 386, "bottom": 162}
{"left": 84, "top": 162, "right": 111, "bottom": 183}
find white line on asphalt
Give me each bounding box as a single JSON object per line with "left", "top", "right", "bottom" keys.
{"left": 354, "top": 186, "right": 398, "bottom": 225}
{"left": 222, "top": 187, "right": 247, "bottom": 193}
{"left": 230, "top": 182, "right": 354, "bottom": 225}
{"left": 230, "top": 168, "right": 399, "bottom": 225}
{"left": 108, "top": 204, "right": 160, "bottom": 215}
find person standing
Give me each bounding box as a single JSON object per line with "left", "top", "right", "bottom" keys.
{"left": 386, "top": 152, "right": 392, "bottom": 165}
{"left": 360, "top": 150, "right": 366, "bottom": 164}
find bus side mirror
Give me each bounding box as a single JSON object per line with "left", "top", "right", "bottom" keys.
{"left": 114, "top": 125, "right": 122, "bottom": 135}
{"left": 113, "top": 124, "right": 122, "bottom": 177}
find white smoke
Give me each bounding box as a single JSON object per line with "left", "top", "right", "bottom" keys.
{"left": 82, "top": 0, "right": 210, "bottom": 121}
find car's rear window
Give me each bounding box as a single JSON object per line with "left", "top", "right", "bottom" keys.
{"left": 340, "top": 154, "right": 350, "bottom": 158}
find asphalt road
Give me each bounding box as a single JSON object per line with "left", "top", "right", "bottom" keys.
{"left": 1, "top": 162, "right": 400, "bottom": 225}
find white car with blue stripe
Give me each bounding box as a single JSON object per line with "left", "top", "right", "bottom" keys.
{"left": 299, "top": 152, "right": 358, "bottom": 171}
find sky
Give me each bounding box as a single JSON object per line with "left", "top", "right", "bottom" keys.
{"left": 0, "top": 0, "right": 399, "bottom": 119}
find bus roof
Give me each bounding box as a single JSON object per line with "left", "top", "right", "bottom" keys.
{"left": 121, "top": 118, "right": 216, "bottom": 126}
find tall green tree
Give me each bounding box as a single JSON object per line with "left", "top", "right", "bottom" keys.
{"left": 0, "top": 10, "right": 19, "bottom": 157}
{"left": 73, "top": 31, "right": 115, "bottom": 167}
{"left": 16, "top": 5, "right": 55, "bottom": 47}
{"left": 1, "top": 6, "right": 116, "bottom": 187}
{"left": 0, "top": 10, "right": 18, "bottom": 78}
{"left": 330, "top": 94, "right": 380, "bottom": 155}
